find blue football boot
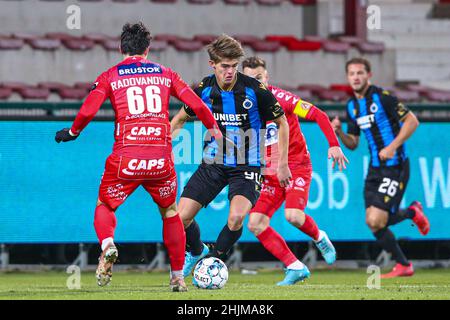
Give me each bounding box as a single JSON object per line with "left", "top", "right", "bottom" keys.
{"left": 276, "top": 266, "right": 311, "bottom": 286}
{"left": 183, "top": 243, "right": 209, "bottom": 277}
{"left": 314, "top": 230, "right": 336, "bottom": 265}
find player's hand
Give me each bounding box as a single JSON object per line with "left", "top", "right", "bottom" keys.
{"left": 379, "top": 145, "right": 396, "bottom": 160}
{"left": 328, "top": 146, "right": 349, "bottom": 171}
{"left": 55, "top": 128, "right": 78, "bottom": 143}
{"left": 331, "top": 116, "right": 342, "bottom": 134}
{"left": 277, "top": 164, "right": 292, "bottom": 188}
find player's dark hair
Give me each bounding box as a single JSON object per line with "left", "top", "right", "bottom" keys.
{"left": 346, "top": 57, "right": 371, "bottom": 73}
{"left": 120, "top": 22, "right": 152, "bottom": 56}
{"left": 207, "top": 34, "right": 245, "bottom": 63}
{"left": 241, "top": 56, "right": 266, "bottom": 70}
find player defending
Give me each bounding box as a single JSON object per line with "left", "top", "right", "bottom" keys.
{"left": 331, "top": 57, "right": 430, "bottom": 278}
{"left": 242, "top": 57, "right": 348, "bottom": 285}
{"left": 170, "top": 35, "right": 291, "bottom": 278}
{"left": 55, "top": 22, "right": 220, "bottom": 291}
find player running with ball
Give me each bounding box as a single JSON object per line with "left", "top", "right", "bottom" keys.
{"left": 242, "top": 57, "right": 348, "bottom": 285}
{"left": 55, "top": 22, "right": 220, "bottom": 291}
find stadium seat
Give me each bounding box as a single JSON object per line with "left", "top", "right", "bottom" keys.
{"left": 74, "top": 82, "right": 94, "bottom": 91}
{"left": 0, "top": 82, "right": 30, "bottom": 91}
{"left": 268, "top": 37, "right": 322, "bottom": 51}
{"left": 233, "top": 35, "right": 261, "bottom": 46}
{"left": 187, "top": 0, "right": 216, "bottom": 4}
{"left": 337, "top": 35, "right": 363, "bottom": 45}
{"left": 322, "top": 41, "right": 351, "bottom": 53}
{"left": 249, "top": 40, "right": 281, "bottom": 52}
{"left": 149, "top": 40, "right": 169, "bottom": 52}
{"left": 17, "top": 87, "right": 50, "bottom": 100}
{"left": 290, "top": 0, "right": 316, "bottom": 4}
{"left": 172, "top": 39, "right": 203, "bottom": 52}
{"left": 404, "top": 84, "right": 433, "bottom": 95}
{"left": 423, "top": 90, "right": 450, "bottom": 103}
{"left": 389, "top": 89, "right": 421, "bottom": 102}
{"left": 303, "top": 35, "right": 324, "bottom": 43}
{"left": 316, "top": 89, "right": 349, "bottom": 102}
{"left": 356, "top": 42, "right": 385, "bottom": 54}
{"left": 0, "top": 38, "right": 24, "bottom": 50}
{"left": 0, "top": 88, "right": 13, "bottom": 100}
{"left": 27, "top": 38, "right": 61, "bottom": 50}
{"left": 223, "top": 0, "right": 251, "bottom": 5}
{"left": 255, "top": 0, "right": 283, "bottom": 6}
{"left": 193, "top": 34, "right": 218, "bottom": 45}
{"left": 62, "top": 38, "right": 95, "bottom": 51}
{"left": 45, "top": 33, "right": 74, "bottom": 41}
{"left": 58, "top": 88, "right": 89, "bottom": 100}
{"left": 38, "top": 82, "right": 70, "bottom": 92}
{"left": 330, "top": 84, "right": 353, "bottom": 95}
{"left": 82, "top": 33, "right": 114, "bottom": 43}
{"left": 297, "top": 84, "right": 327, "bottom": 95}
{"left": 154, "top": 34, "right": 181, "bottom": 44}
{"left": 12, "top": 32, "right": 40, "bottom": 41}
{"left": 265, "top": 35, "right": 298, "bottom": 47}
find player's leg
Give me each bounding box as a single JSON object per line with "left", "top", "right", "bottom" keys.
{"left": 94, "top": 155, "right": 139, "bottom": 286}
{"left": 366, "top": 206, "right": 413, "bottom": 278}
{"left": 179, "top": 164, "right": 228, "bottom": 276}
{"left": 285, "top": 169, "right": 336, "bottom": 264}
{"left": 386, "top": 160, "right": 429, "bottom": 235}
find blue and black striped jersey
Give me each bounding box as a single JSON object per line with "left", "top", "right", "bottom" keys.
{"left": 346, "top": 85, "right": 410, "bottom": 167}
{"left": 184, "top": 72, "right": 284, "bottom": 167}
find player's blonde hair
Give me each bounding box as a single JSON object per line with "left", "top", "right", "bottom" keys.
{"left": 206, "top": 34, "right": 245, "bottom": 63}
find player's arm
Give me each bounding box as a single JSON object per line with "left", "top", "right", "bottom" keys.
{"left": 331, "top": 117, "right": 360, "bottom": 150}
{"left": 294, "top": 100, "right": 348, "bottom": 171}
{"left": 257, "top": 84, "right": 292, "bottom": 187}
{"left": 170, "top": 72, "right": 222, "bottom": 140}
{"left": 170, "top": 106, "right": 191, "bottom": 139}
{"left": 55, "top": 74, "right": 109, "bottom": 143}
{"left": 379, "top": 94, "right": 419, "bottom": 160}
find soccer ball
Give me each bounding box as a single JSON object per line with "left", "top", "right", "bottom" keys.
{"left": 193, "top": 257, "right": 228, "bottom": 290}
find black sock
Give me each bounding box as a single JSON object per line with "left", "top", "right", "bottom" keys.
{"left": 185, "top": 220, "right": 204, "bottom": 256}
{"left": 387, "top": 208, "right": 415, "bottom": 226}
{"left": 214, "top": 225, "right": 243, "bottom": 259}
{"left": 374, "top": 228, "right": 409, "bottom": 266}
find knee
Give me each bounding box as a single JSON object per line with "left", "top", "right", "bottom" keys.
{"left": 285, "top": 210, "right": 305, "bottom": 226}
{"left": 366, "top": 215, "right": 385, "bottom": 231}
{"left": 247, "top": 219, "right": 268, "bottom": 236}
{"left": 228, "top": 213, "right": 245, "bottom": 230}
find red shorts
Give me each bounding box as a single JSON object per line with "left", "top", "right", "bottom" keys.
{"left": 98, "top": 153, "right": 177, "bottom": 210}
{"left": 250, "top": 168, "right": 312, "bottom": 218}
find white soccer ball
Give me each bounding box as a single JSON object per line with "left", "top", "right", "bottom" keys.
{"left": 193, "top": 257, "right": 228, "bottom": 290}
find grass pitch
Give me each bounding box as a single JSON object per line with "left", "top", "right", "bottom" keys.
{"left": 0, "top": 269, "right": 449, "bottom": 300}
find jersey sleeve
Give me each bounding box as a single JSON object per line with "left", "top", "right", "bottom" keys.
{"left": 381, "top": 90, "right": 411, "bottom": 122}
{"left": 182, "top": 85, "right": 203, "bottom": 117}
{"left": 71, "top": 72, "right": 110, "bottom": 135}
{"left": 346, "top": 100, "right": 360, "bottom": 136}
{"left": 293, "top": 99, "right": 316, "bottom": 119}
{"left": 255, "top": 82, "right": 284, "bottom": 121}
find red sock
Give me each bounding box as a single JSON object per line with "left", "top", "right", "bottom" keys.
{"left": 163, "top": 214, "right": 186, "bottom": 272}
{"left": 94, "top": 204, "right": 117, "bottom": 245}
{"left": 299, "top": 214, "right": 320, "bottom": 241}
{"left": 257, "top": 226, "right": 297, "bottom": 267}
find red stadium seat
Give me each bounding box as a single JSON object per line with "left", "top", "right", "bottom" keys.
{"left": 38, "top": 82, "right": 70, "bottom": 92}
{"left": 330, "top": 84, "right": 353, "bottom": 95}
{"left": 388, "top": 89, "right": 421, "bottom": 102}
{"left": 423, "top": 90, "right": 450, "bottom": 103}
{"left": 12, "top": 32, "right": 40, "bottom": 41}
{"left": 303, "top": 35, "right": 324, "bottom": 43}
{"left": 223, "top": 0, "right": 251, "bottom": 5}
{"left": 290, "top": 0, "right": 316, "bottom": 4}
{"left": 233, "top": 35, "right": 261, "bottom": 46}
{"left": 27, "top": 38, "right": 61, "bottom": 50}
{"left": 17, "top": 87, "right": 50, "bottom": 100}
{"left": 248, "top": 40, "right": 281, "bottom": 52}
{"left": 404, "top": 84, "right": 432, "bottom": 95}
{"left": 74, "top": 82, "right": 94, "bottom": 91}
{"left": 149, "top": 40, "right": 169, "bottom": 52}
{"left": 255, "top": 0, "right": 282, "bottom": 6}
{"left": 62, "top": 38, "right": 95, "bottom": 51}
{"left": 58, "top": 88, "right": 89, "bottom": 100}
{"left": 0, "top": 38, "right": 24, "bottom": 50}
{"left": 322, "top": 40, "right": 351, "bottom": 53}
{"left": 265, "top": 35, "right": 298, "bottom": 47}
{"left": 356, "top": 41, "right": 385, "bottom": 54}
{"left": 154, "top": 34, "right": 181, "bottom": 44}
{"left": 82, "top": 33, "right": 113, "bottom": 43}
{"left": 187, "top": 0, "right": 216, "bottom": 4}
{"left": 193, "top": 34, "right": 218, "bottom": 45}
{"left": 337, "top": 35, "right": 363, "bottom": 45}
{"left": 317, "top": 89, "right": 349, "bottom": 102}
{"left": 45, "top": 32, "right": 74, "bottom": 41}
{"left": 0, "top": 82, "right": 30, "bottom": 91}
{"left": 0, "top": 88, "right": 13, "bottom": 100}
{"left": 172, "top": 39, "right": 203, "bottom": 52}
{"left": 266, "top": 36, "right": 322, "bottom": 51}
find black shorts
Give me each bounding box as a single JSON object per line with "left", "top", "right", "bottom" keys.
{"left": 181, "top": 163, "right": 263, "bottom": 208}
{"left": 364, "top": 159, "right": 410, "bottom": 213}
